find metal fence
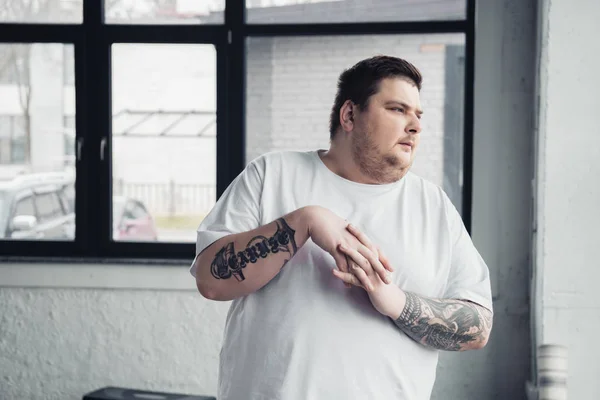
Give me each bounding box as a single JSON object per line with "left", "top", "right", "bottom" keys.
{"left": 113, "top": 179, "right": 216, "bottom": 217}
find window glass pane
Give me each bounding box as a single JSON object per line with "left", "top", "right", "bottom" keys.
{"left": 0, "top": 43, "right": 76, "bottom": 241}
{"left": 60, "top": 182, "right": 74, "bottom": 211}
{"left": 35, "top": 192, "right": 63, "bottom": 221}
{"left": 0, "top": 0, "right": 82, "bottom": 23}
{"left": 105, "top": 0, "right": 225, "bottom": 24}
{"left": 246, "top": 34, "right": 465, "bottom": 211}
{"left": 130, "top": 202, "right": 148, "bottom": 219}
{"left": 246, "top": 0, "right": 466, "bottom": 24}
{"left": 0, "top": 116, "right": 25, "bottom": 164}
{"left": 14, "top": 196, "right": 35, "bottom": 216}
{"left": 111, "top": 43, "right": 216, "bottom": 243}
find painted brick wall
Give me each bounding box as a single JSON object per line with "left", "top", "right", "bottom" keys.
{"left": 536, "top": 0, "right": 600, "bottom": 398}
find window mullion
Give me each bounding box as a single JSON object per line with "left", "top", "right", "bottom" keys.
{"left": 219, "top": 0, "right": 246, "bottom": 198}
{"left": 78, "top": 0, "right": 111, "bottom": 257}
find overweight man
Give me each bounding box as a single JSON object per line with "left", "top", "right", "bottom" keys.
{"left": 190, "top": 55, "right": 493, "bottom": 400}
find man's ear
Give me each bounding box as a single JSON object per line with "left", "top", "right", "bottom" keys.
{"left": 340, "top": 100, "right": 355, "bottom": 130}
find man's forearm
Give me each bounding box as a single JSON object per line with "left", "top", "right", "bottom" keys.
{"left": 195, "top": 207, "right": 312, "bottom": 301}
{"left": 390, "top": 289, "right": 493, "bottom": 351}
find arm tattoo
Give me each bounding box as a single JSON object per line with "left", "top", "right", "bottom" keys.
{"left": 394, "top": 292, "right": 493, "bottom": 351}
{"left": 210, "top": 218, "right": 297, "bottom": 281}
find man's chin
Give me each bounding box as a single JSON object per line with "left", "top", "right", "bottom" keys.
{"left": 385, "top": 154, "right": 412, "bottom": 169}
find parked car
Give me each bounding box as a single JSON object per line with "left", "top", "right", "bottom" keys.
{"left": 57, "top": 183, "right": 157, "bottom": 242}
{"left": 0, "top": 172, "right": 75, "bottom": 240}
{"left": 112, "top": 196, "right": 158, "bottom": 241}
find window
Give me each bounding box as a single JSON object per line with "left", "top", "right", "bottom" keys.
{"left": 111, "top": 43, "right": 216, "bottom": 244}
{"left": 0, "top": 1, "right": 475, "bottom": 261}
{"left": 245, "top": 0, "right": 466, "bottom": 24}
{"left": 0, "top": 41, "right": 76, "bottom": 245}
{"left": 6, "top": 195, "right": 35, "bottom": 238}
{"left": 14, "top": 196, "right": 35, "bottom": 217}
{"left": 0, "top": 115, "right": 27, "bottom": 164}
{"left": 128, "top": 202, "right": 148, "bottom": 220}
{"left": 35, "top": 192, "right": 64, "bottom": 222}
{"left": 0, "top": 0, "right": 83, "bottom": 23}
{"left": 104, "top": 0, "right": 225, "bottom": 25}
{"left": 60, "top": 183, "right": 74, "bottom": 212}
{"left": 0, "top": 44, "right": 30, "bottom": 85}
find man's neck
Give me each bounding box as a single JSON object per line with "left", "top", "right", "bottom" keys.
{"left": 318, "top": 145, "right": 381, "bottom": 185}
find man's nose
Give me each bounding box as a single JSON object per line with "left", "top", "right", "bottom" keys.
{"left": 406, "top": 115, "right": 422, "bottom": 134}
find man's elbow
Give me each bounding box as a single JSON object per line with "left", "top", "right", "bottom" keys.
{"left": 196, "top": 274, "right": 232, "bottom": 301}
{"left": 469, "top": 327, "right": 492, "bottom": 350}
{"left": 193, "top": 256, "right": 226, "bottom": 301}
{"left": 472, "top": 334, "right": 490, "bottom": 350}
{"left": 469, "top": 306, "right": 493, "bottom": 350}
{"left": 196, "top": 279, "right": 222, "bottom": 301}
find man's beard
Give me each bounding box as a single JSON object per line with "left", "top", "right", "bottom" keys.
{"left": 351, "top": 130, "right": 409, "bottom": 184}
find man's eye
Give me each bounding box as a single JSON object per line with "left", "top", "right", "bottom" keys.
{"left": 393, "top": 108, "right": 404, "bottom": 113}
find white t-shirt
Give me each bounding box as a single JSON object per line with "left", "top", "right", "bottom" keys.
{"left": 190, "top": 150, "right": 493, "bottom": 400}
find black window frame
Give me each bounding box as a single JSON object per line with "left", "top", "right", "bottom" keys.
{"left": 0, "top": 0, "right": 475, "bottom": 263}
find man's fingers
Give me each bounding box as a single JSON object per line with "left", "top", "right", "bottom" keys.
{"left": 333, "top": 253, "right": 352, "bottom": 288}
{"left": 338, "top": 244, "right": 374, "bottom": 275}
{"left": 346, "top": 224, "right": 377, "bottom": 254}
{"left": 349, "top": 263, "right": 374, "bottom": 292}
{"left": 342, "top": 254, "right": 352, "bottom": 288}
{"left": 356, "top": 243, "right": 391, "bottom": 284}
{"left": 334, "top": 253, "right": 349, "bottom": 273}
{"left": 378, "top": 248, "right": 395, "bottom": 272}
{"left": 332, "top": 269, "right": 362, "bottom": 288}
{"left": 347, "top": 224, "right": 393, "bottom": 272}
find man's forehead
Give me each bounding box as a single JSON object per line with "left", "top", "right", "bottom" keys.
{"left": 377, "top": 77, "right": 420, "bottom": 95}
{"left": 375, "top": 79, "right": 422, "bottom": 108}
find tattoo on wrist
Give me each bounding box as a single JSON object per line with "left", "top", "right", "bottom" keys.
{"left": 210, "top": 218, "right": 297, "bottom": 281}
{"left": 394, "top": 292, "right": 492, "bottom": 351}
{"left": 399, "top": 292, "right": 422, "bottom": 325}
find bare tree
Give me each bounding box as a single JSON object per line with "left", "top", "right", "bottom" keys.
{"left": 0, "top": 0, "right": 69, "bottom": 164}
{"left": 0, "top": 43, "right": 32, "bottom": 163}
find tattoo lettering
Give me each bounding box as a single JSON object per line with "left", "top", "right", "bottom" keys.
{"left": 394, "top": 292, "right": 493, "bottom": 351}
{"left": 210, "top": 218, "right": 297, "bottom": 281}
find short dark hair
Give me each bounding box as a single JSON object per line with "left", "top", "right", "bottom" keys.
{"left": 329, "top": 55, "right": 422, "bottom": 140}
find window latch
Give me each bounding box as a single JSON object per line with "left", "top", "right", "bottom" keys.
{"left": 76, "top": 137, "right": 83, "bottom": 161}
{"left": 100, "top": 137, "right": 107, "bottom": 161}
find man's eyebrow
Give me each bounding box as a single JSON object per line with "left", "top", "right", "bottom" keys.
{"left": 385, "top": 100, "right": 424, "bottom": 115}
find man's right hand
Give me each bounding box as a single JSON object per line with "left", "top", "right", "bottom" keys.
{"left": 305, "top": 205, "right": 392, "bottom": 285}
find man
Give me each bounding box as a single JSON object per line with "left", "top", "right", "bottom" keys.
{"left": 190, "top": 55, "right": 493, "bottom": 400}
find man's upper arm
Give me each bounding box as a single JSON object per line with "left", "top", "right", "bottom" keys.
{"left": 442, "top": 194, "right": 493, "bottom": 312}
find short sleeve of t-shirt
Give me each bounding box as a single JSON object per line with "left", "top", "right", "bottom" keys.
{"left": 189, "top": 158, "right": 264, "bottom": 277}
{"left": 443, "top": 195, "right": 493, "bottom": 312}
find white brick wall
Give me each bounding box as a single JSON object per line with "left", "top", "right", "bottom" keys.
{"left": 536, "top": 0, "right": 600, "bottom": 397}
{"left": 246, "top": 33, "right": 465, "bottom": 189}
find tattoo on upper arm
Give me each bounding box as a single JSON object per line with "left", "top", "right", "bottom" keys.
{"left": 394, "top": 292, "right": 493, "bottom": 351}
{"left": 210, "top": 218, "right": 297, "bottom": 281}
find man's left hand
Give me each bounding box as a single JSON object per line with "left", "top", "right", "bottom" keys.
{"left": 333, "top": 224, "right": 403, "bottom": 318}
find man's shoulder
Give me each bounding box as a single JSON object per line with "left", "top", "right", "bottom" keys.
{"left": 406, "top": 172, "right": 443, "bottom": 193}
{"left": 405, "top": 172, "right": 452, "bottom": 207}
{"left": 248, "top": 149, "right": 317, "bottom": 169}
